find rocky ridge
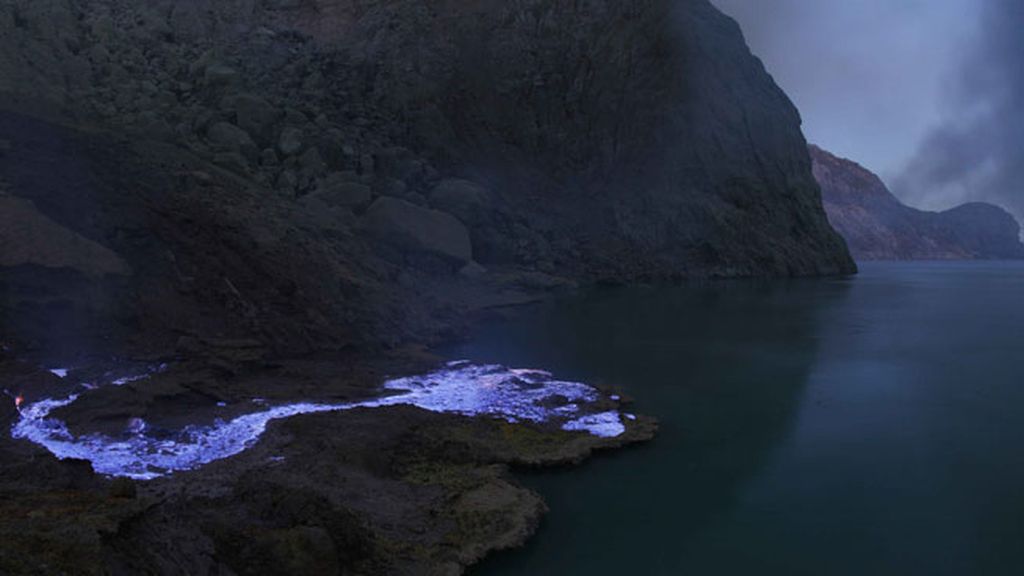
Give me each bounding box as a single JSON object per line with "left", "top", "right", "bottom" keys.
{"left": 812, "top": 145, "right": 1024, "bottom": 261}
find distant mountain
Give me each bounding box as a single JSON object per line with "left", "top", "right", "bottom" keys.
{"left": 811, "top": 145, "right": 1024, "bottom": 260}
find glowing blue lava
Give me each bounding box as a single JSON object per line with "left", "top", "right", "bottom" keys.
{"left": 11, "top": 363, "right": 628, "bottom": 479}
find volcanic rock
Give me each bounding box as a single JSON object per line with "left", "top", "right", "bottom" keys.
{"left": 812, "top": 145, "right": 1024, "bottom": 260}
{"left": 429, "top": 179, "right": 493, "bottom": 226}
{"left": 298, "top": 146, "right": 327, "bottom": 176}
{"left": 309, "top": 178, "right": 373, "bottom": 209}
{"left": 206, "top": 122, "right": 258, "bottom": 161}
{"left": 278, "top": 126, "right": 305, "bottom": 157}
{"left": 234, "top": 93, "right": 281, "bottom": 144}
{"left": 0, "top": 195, "right": 129, "bottom": 276}
{"left": 203, "top": 64, "right": 239, "bottom": 88}
{"left": 363, "top": 197, "right": 473, "bottom": 264}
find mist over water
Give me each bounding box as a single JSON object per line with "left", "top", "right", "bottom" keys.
{"left": 457, "top": 262, "right": 1024, "bottom": 575}
{"left": 895, "top": 0, "right": 1024, "bottom": 224}
{"left": 713, "top": 0, "right": 1024, "bottom": 224}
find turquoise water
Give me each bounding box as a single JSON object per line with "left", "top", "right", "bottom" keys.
{"left": 452, "top": 262, "right": 1024, "bottom": 576}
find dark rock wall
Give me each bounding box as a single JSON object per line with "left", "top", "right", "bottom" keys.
{"left": 811, "top": 145, "right": 1024, "bottom": 261}
{"left": 320, "top": 0, "right": 854, "bottom": 278}
{"left": 0, "top": 0, "right": 854, "bottom": 354}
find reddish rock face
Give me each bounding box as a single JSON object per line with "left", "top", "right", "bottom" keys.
{"left": 811, "top": 145, "right": 1024, "bottom": 261}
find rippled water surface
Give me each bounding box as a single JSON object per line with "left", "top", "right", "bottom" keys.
{"left": 458, "top": 262, "right": 1024, "bottom": 576}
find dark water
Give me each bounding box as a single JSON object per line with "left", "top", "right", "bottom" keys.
{"left": 450, "top": 262, "right": 1024, "bottom": 576}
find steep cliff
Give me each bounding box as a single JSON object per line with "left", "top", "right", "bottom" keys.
{"left": 0, "top": 0, "right": 853, "bottom": 354}
{"left": 811, "top": 145, "right": 1024, "bottom": 261}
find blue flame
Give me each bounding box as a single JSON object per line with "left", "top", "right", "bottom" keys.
{"left": 11, "top": 363, "right": 628, "bottom": 479}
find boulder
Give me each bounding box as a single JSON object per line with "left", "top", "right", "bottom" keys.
{"left": 235, "top": 93, "right": 280, "bottom": 143}
{"left": 168, "top": 2, "right": 214, "bottom": 40}
{"left": 429, "top": 178, "right": 493, "bottom": 226}
{"left": 203, "top": 64, "right": 239, "bottom": 88}
{"left": 363, "top": 197, "right": 472, "bottom": 264}
{"left": 278, "top": 126, "right": 304, "bottom": 157}
{"left": 299, "top": 147, "right": 326, "bottom": 176}
{"left": 108, "top": 477, "right": 137, "bottom": 499}
{"left": 308, "top": 175, "right": 372, "bottom": 209}
{"left": 214, "top": 151, "right": 250, "bottom": 174}
{"left": 206, "top": 122, "right": 257, "bottom": 161}
{"left": 260, "top": 148, "right": 280, "bottom": 167}
{"left": 276, "top": 169, "right": 298, "bottom": 194}
{"left": 136, "top": 111, "right": 174, "bottom": 141}
{"left": 89, "top": 44, "right": 110, "bottom": 65}
{"left": 459, "top": 261, "right": 487, "bottom": 280}
{"left": 316, "top": 129, "right": 350, "bottom": 169}
{"left": 90, "top": 15, "right": 115, "bottom": 42}
{"left": 0, "top": 196, "right": 130, "bottom": 277}
{"left": 358, "top": 153, "right": 374, "bottom": 175}
{"left": 374, "top": 177, "right": 407, "bottom": 198}
{"left": 403, "top": 192, "right": 428, "bottom": 207}
{"left": 282, "top": 108, "right": 308, "bottom": 126}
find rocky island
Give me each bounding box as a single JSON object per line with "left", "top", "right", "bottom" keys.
{"left": 812, "top": 145, "right": 1024, "bottom": 261}
{"left": 0, "top": 1, "right": 853, "bottom": 574}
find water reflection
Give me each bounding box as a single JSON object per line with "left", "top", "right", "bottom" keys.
{"left": 452, "top": 276, "right": 853, "bottom": 574}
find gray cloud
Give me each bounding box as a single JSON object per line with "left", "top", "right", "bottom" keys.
{"left": 893, "top": 0, "right": 1024, "bottom": 223}
{"left": 711, "top": 0, "right": 979, "bottom": 184}
{"left": 711, "top": 1, "right": 1024, "bottom": 222}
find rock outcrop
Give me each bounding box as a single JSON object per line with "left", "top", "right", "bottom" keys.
{"left": 364, "top": 196, "right": 473, "bottom": 264}
{"left": 811, "top": 145, "right": 1024, "bottom": 260}
{"left": 0, "top": 195, "right": 129, "bottom": 276}
{"left": 0, "top": 355, "right": 656, "bottom": 576}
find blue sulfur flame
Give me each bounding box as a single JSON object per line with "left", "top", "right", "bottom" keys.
{"left": 11, "top": 363, "right": 627, "bottom": 480}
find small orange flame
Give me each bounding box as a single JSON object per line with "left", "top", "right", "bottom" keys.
{"left": 14, "top": 395, "right": 23, "bottom": 409}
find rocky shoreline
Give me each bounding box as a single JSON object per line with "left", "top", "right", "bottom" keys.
{"left": 0, "top": 344, "right": 657, "bottom": 575}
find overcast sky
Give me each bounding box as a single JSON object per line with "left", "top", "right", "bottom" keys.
{"left": 711, "top": 0, "right": 1006, "bottom": 213}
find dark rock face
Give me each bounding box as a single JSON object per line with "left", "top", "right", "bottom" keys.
{"left": 812, "top": 145, "right": 1024, "bottom": 260}
{"left": 320, "top": 0, "right": 855, "bottom": 279}
{"left": 0, "top": 0, "right": 853, "bottom": 358}
{"left": 429, "top": 179, "right": 493, "bottom": 227}
{"left": 364, "top": 197, "right": 474, "bottom": 265}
